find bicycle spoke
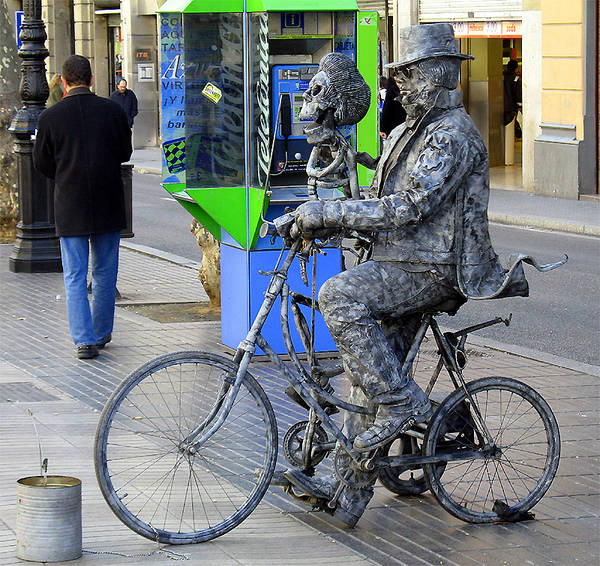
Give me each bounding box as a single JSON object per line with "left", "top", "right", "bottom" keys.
{"left": 96, "top": 353, "right": 277, "bottom": 543}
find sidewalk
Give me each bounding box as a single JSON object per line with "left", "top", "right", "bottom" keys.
{"left": 131, "top": 146, "right": 600, "bottom": 238}
{"left": 1, "top": 240, "right": 598, "bottom": 566}
{"left": 0, "top": 245, "right": 374, "bottom": 566}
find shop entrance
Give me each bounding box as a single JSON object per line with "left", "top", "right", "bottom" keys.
{"left": 458, "top": 32, "right": 524, "bottom": 191}
{"left": 108, "top": 25, "right": 123, "bottom": 93}
{"left": 488, "top": 38, "right": 523, "bottom": 191}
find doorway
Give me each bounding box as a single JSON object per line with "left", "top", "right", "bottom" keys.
{"left": 108, "top": 25, "right": 123, "bottom": 94}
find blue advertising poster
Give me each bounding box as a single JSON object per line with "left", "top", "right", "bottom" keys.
{"left": 160, "top": 13, "right": 185, "bottom": 184}
{"left": 15, "top": 11, "right": 24, "bottom": 49}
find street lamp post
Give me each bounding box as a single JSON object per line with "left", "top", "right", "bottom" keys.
{"left": 8, "top": 0, "right": 61, "bottom": 273}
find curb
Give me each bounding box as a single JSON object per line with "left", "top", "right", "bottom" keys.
{"left": 489, "top": 213, "right": 600, "bottom": 238}
{"left": 462, "top": 331, "right": 600, "bottom": 378}
{"left": 119, "top": 241, "right": 202, "bottom": 270}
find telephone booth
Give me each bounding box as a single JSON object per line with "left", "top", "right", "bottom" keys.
{"left": 158, "top": 0, "right": 378, "bottom": 352}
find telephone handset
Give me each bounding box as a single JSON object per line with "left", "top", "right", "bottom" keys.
{"left": 279, "top": 93, "right": 292, "bottom": 142}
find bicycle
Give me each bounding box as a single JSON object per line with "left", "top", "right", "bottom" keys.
{"left": 94, "top": 231, "right": 561, "bottom": 544}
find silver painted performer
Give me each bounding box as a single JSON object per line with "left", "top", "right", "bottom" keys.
{"left": 282, "top": 24, "right": 544, "bottom": 526}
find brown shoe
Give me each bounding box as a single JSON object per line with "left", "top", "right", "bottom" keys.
{"left": 96, "top": 334, "right": 111, "bottom": 349}
{"left": 77, "top": 345, "right": 99, "bottom": 359}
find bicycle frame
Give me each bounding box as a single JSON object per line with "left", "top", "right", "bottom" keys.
{"left": 183, "top": 238, "right": 511, "bottom": 469}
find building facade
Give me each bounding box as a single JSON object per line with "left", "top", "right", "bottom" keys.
{"left": 393, "top": 0, "right": 598, "bottom": 198}
{"left": 9, "top": 0, "right": 598, "bottom": 196}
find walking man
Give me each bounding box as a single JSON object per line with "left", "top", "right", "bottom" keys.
{"left": 110, "top": 78, "right": 138, "bottom": 128}
{"left": 34, "top": 54, "right": 132, "bottom": 359}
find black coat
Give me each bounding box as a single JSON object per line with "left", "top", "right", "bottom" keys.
{"left": 110, "top": 89, "right": 138, "bottom": 128}
{"left": 503, "top": 70, "right": 522, "bottom": 126}
{"left": 33, "top": 88, "right": 132, "bottom": 237}
{"left": 380, "top": 78, "right": 406, "bottom": 136}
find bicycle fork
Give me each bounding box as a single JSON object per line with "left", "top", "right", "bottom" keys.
{"left": 179, "top": 350, "right": 254, "bottom": 454}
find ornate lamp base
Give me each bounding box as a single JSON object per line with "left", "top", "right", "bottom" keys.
{"left": 9, "top": 224, "right": 62, "bottom": 273}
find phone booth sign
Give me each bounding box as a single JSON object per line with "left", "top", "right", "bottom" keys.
{"left": 158, "top": 0, "right": 378, "bottom": 352}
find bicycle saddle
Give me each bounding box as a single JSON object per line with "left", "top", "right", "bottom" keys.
{"left": 423, "top": 297, "right": 466, "bottom": 316}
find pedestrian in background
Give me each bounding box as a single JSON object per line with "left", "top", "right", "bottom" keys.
{"left": 46, "top": 74, "right": 64, "bottom": 107}
{"left": 379, "top": 76, "right": 406, "bottom": 140}
{"left": 33, "top": 54, "right": 132, "bottom": 359}
{"left": 110, "top": 78, "right": 138, "bottom": 128}
{"left": 503, "top": 59, "right": 522, "bottom": 139}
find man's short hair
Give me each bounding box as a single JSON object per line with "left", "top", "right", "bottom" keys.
{"left": 62, "top": 55, "right": 92, "bottom": 87}
{"left": 118, "top": 79, "right": 127, "bottom": 86}
{"left": 507, "top": 59, "right": 518, "bottom": 72}
{"left": 415, "top": 56, "right": 461, "bottom": 90}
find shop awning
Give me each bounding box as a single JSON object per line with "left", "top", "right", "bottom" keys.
{"left": 158, "top": 0, "right": 359, "bottom": 13}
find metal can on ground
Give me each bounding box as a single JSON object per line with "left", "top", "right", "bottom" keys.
{"left": 16, "top": 475, "right": 82, "bottom": 562}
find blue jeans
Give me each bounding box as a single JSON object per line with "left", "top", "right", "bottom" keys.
{"left": 60, "top": 232, "right": 120, "bottom": 347}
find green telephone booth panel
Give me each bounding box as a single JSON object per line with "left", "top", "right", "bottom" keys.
{"left": 158, "top": 1, "right": 378, "bottom": 352}
{"left": 159, "top": 1, "right": 378, "bottom": 250}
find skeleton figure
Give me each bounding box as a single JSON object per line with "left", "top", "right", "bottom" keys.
{"left": 300, "top": 52, "right": 375, "bottom": 199}
{"left": 281, "top": 24, "right": 563, "bottom": 527}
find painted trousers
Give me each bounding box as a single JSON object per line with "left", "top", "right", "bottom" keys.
{"left": 317, "top": 260, "right": 461, "bottom": 515}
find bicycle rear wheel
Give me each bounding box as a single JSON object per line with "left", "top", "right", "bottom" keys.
{"left": 95, "top": 351, "right": 278, "bottom": 544}
{"left": 423, "top": 377, "right": 560, "bottom": 523}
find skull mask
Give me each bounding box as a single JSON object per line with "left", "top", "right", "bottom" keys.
{"left": 300, "top": 53, "right": 371, "bottom": 145}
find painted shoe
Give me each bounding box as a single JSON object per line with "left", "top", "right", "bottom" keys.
{"left": 284, "top": 469, "right": 374, "bottom": 528}
{"left": 354, "top": 389, "right": 432, "bottom": 452}
{"left": 283, "top": 469, "right": 337, "bottom": 501}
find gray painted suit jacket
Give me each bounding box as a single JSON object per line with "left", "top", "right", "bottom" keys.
{"left": 321, "top": 89, "right": 529, "bottom": 300}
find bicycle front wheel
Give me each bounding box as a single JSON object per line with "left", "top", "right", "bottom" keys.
{"left": 95, "top": 351, "right": 278, "bottom": 544}
{"left": 423, "top": 377, "right": 560, "bottom": 523}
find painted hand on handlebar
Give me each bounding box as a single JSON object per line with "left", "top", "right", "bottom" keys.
{"left": 274, "top": 201, "right": 334, "bottom": 243}
{"left": 294, "top": 200, "right": 329, "bottom": 239}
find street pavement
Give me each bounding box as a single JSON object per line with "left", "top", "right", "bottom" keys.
{"left": 0, "top": 151, "right": 598, "bottom": 565}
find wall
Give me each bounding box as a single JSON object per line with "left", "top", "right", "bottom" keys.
{"left": 73, "top": 0, "right": 95, "bottom": 62}
{"left": 521, "top": 0, "right": 542, "bottom": 192}
{"left": 393, "top": 0, "right": 418, "bottom": 61}
{"left": 533, "top": 0, "right": 596, "bottom": 197}
{"left": 93, "top": 15, "right": 110, "bottom": 98}
{"left": 121, "top": 1, "right": 159, "bottom": 148}
{"left": 540, "top": 0, "right": 584, "bottom": 136}
{"left": 42, "top": 0, "right": 73, "bottom": 77}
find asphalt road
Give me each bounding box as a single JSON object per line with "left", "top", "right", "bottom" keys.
{"left": 130, "top": 172, "right": 204, "bottom": 261}
{"left": 440, "top": 224, "right": 599, "bottom": 367}
{"left": 131, "top": 172, "right": 599, "bottom": 366}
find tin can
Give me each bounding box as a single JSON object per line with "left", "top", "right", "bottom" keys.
{"left": 16, "top": 476, "right": 82, "bottom": 562}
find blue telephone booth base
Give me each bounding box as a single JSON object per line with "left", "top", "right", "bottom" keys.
{"left": 220, "top": 244, "right": 342, "bottom": 354}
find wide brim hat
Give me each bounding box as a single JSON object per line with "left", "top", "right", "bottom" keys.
{"left": 385, "top": 23, "right": 474, "bottom": 69}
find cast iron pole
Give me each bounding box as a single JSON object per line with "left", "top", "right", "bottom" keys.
{"left": 8, "top": 0, "right": 61, "bottom": 273}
